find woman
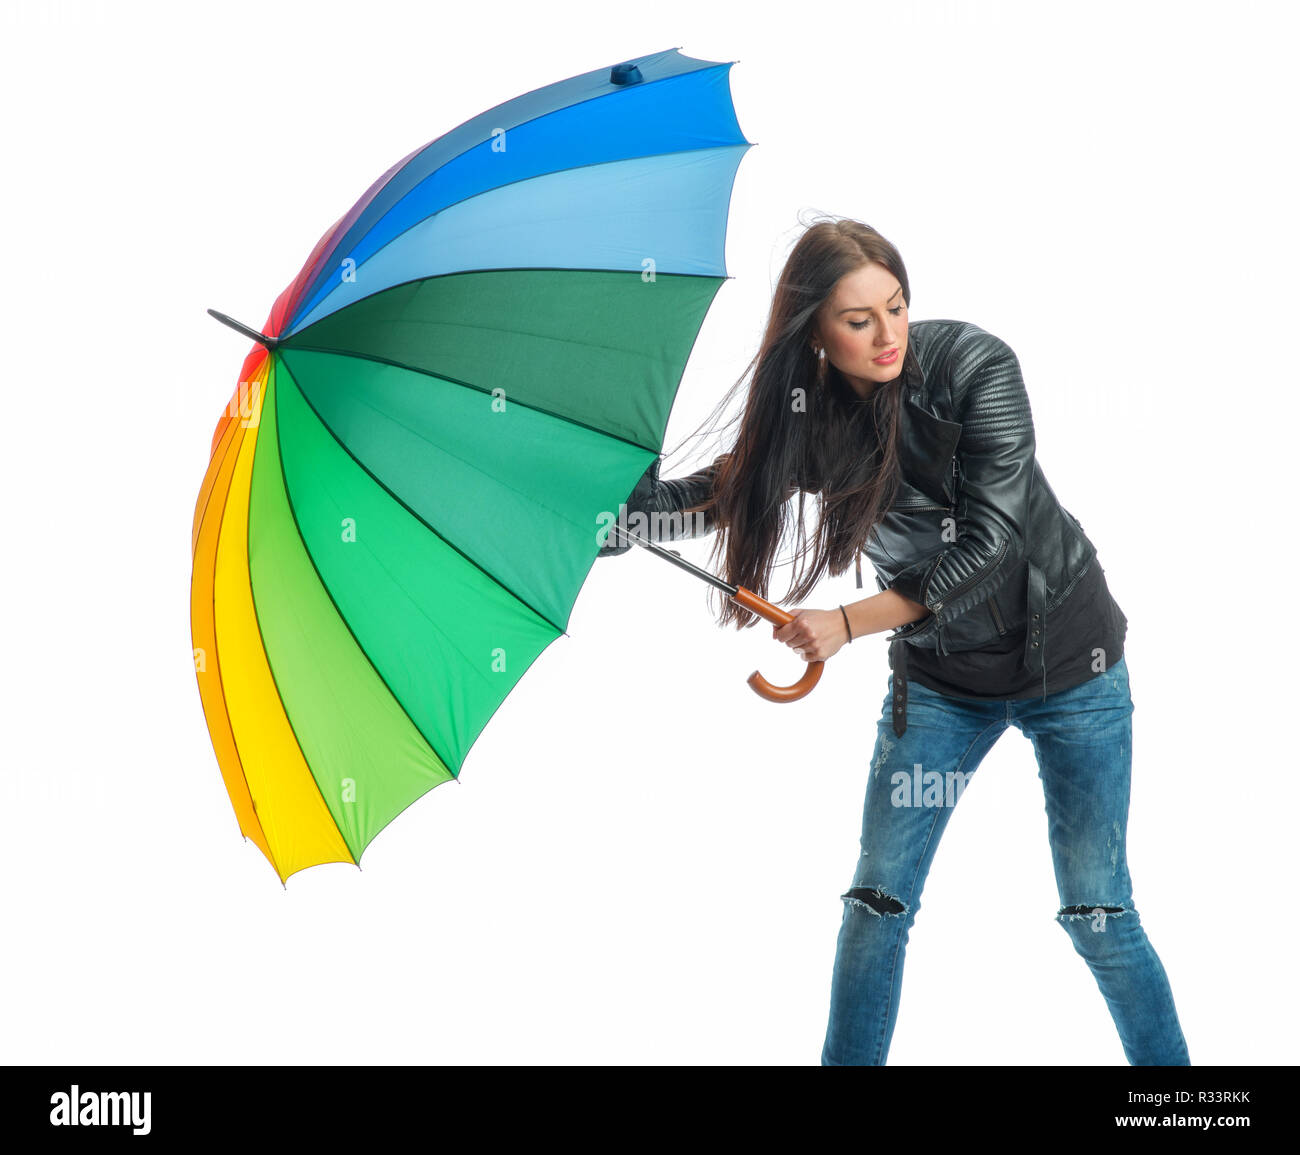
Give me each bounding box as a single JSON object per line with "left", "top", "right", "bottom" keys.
{"left": 601, "top": 216, "right": 1189, "bottom": 1066}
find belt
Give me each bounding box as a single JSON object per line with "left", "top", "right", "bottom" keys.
{"left": 888, "top": 561, "right": 1049, "bottom": 738}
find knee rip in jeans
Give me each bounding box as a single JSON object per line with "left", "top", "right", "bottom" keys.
{"left": 842, "top": 886, "right": 907, "bottom": 917}
{"left": 1057, "top": 903, "right": 1128, "bottom": 932}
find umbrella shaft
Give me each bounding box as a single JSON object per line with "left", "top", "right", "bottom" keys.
{"left": 609, "top": 523, "right": 736, "bottom": 595}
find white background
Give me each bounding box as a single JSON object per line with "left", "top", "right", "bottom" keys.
{"left": 2, "top": 0, "right": 1295, "bottom": 1066}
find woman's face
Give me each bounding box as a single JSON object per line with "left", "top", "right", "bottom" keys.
{"left": 811, "top": 262, "right": 908, "bottom": 401}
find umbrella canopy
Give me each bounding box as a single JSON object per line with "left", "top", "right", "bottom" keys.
{"left": 191, "top": 48, "right": 753, "bottom": 884}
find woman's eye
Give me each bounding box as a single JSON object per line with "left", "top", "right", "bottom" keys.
{"left": 849, "top": 305, "right": 904, "bottom": 330}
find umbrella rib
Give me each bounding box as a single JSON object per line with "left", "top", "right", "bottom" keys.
{"left": 285, "top": 364, "right": 611, "bottom": 554}
{"left": 290, "top": 264, "right": 725, "bottom": 368}
{"left": 287, "top": 149, "right": 743, "bottom": 330}
{"left": 194, "top": 405, "right": 274, "bottom": 867}
{"left": 243, "top": 372, "right": 364, "bottom": 874}
{"left": 277, "top": 361, "right": 546, "bottom": 698}
{"left": 265, "top": 352, "right": 596, "bottom": 858}
{"left": 263, "top": 358, "right": 464, "bottom": 808}
{"left": 285, "top": 65, "right": 746, "bottom": 331}
{"left": 282, "top": 272, "right": 704, "bottom": 457}
{"left": 275, "top": 353, "right": 568, "bottom": 641}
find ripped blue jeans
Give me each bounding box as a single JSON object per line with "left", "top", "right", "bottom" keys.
{"left": 820, "top": 653, "right": 1189, "bottom": 1065}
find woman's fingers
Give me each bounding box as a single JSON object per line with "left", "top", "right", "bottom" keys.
{"left": 769, "top": 603, "right": 842, "bottom": 658}
{"left": 774, "top": 609, "right": 812, "bottom": 643}
{"left": 775, "top": 612, "right": 819, "bottom": 650}
{"left": 772, "top": 608, "right": 844, "bottom": 663}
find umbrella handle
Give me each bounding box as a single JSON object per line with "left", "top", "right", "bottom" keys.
{"left": 730, "top": 586, "right": 825, "bottom": 703}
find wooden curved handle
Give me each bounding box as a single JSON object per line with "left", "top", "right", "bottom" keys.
{"left": 731, "top": 586, "right": 825, "bottom": 703}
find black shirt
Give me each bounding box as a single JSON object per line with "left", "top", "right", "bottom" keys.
{"left": 902, "top": 556, "right": 1128, "bottom": 700}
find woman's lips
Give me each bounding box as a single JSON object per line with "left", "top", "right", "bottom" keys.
{"left": 873, "top": 348, "right": 899, "bottom": 365}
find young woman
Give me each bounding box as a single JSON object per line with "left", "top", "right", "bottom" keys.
{"left": 601, "top": 216, "right": 1189, "bottom": 1066}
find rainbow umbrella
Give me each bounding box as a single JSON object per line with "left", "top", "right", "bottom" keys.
{"left": 191, "top": 48, "right": 753, "bottom": 884}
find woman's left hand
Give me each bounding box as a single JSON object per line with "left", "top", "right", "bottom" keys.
{"left": 772, "top": 608, "right": 850, "bottom": 663}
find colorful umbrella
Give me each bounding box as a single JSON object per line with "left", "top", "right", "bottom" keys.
{"left": 192, "top": 48, "right": 756, "bottom": 884}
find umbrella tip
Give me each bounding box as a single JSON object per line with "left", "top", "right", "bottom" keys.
{"left": 610, "top": 62, "right": 643, "bottom": 86}
{"left": 207, "top": 308, "right": 280, "bottom": 350}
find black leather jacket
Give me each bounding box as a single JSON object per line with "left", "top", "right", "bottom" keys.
{"left": 618, "top": 318, "right": 1098, "bottom": 730}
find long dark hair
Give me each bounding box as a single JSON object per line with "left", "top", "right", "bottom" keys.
{"left": 677, "top": 214, "right": 919, "bottom": 629}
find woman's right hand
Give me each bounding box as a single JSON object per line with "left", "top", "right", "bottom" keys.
{"left": 596, "top": 460, "right": 660, "bottom": 557}
{"left": 597, "top": 454, "right": 725, "bottom": 557}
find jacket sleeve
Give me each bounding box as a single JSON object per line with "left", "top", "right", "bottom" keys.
{"left": 893, "top": 334, "right": 1036, "bottom": 637}
{"left": 653, "top": 456, "right": 724, "bottom": 539}
{"left": 603, "top": 455, "right": 723, "bottom": 548}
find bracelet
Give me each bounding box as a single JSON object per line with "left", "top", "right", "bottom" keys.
{"left": 839, "top": 604, "right": 853, "bottom": 644}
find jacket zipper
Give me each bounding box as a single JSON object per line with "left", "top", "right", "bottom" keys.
{"left": 934, "top": 539, "right": 1008, "bottom": 658}
{"left": 933, "top": 537, "right": 1009, "bottom": 610}
{"left": 892, "top": 459, "right": 960, "bottom": 513}
{"left": 989, "top": 594, "right": 1007, "bottom": 635}
{"left": 895, "top": 457, "right": 964, "bottom": 655}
